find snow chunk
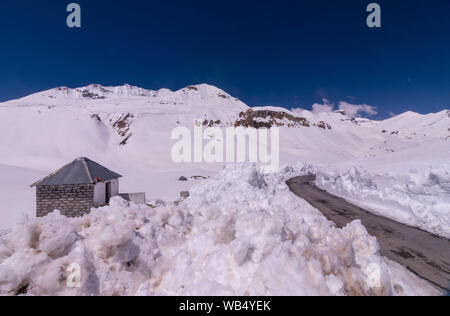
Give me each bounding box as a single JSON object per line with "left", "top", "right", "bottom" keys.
{"left": 0, "top": 164, "right": 439, "bottom": 296}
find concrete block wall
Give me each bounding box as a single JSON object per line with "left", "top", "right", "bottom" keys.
{"left": 36, "top": 184, "right": 95, "bottom": 218}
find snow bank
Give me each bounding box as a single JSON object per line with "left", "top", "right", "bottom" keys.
{"left": 0, "top": 165, "right": 438, "bottom": 296}
{"left": 316, "top": 142, "right": 450, "bottom": 238}
{"left": 0, "top": 164, "right": 47, "bottom": 231}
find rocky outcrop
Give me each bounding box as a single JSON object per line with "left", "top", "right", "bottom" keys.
{"left": 315, "top": 121, "right": 332, "bottom": 130}
{"left": 202, "top": 119, "right": 222, "bottom": 127}
{"left": 110, "top": 113, "right": 134, "bottom": 145}
{"left": 234, "top": 109, "right": 311, "bottom": 129}
{"left": 90, "top": 112, "right": 134, "bottom": 146}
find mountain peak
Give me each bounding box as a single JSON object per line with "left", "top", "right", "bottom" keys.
{"left": 36, "top": 83, "right": 234, "bottom": 102}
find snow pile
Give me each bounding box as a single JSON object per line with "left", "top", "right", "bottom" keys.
{"left": 0, "top": 164, "right": 437, "bottom": 296}
{"left": 316, "top": 142, "right": 450, "bottom": 238}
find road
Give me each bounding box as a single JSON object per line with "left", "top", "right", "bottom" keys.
{"left": 286, "top": 175, "right": 450, "bottom": 292}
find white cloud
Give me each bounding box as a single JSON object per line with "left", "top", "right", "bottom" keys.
{"left": 312, "top": 99, "right": 334, "bottom": 114}
{"left": 338, "top": 101, "right": 377, "bottom": 117}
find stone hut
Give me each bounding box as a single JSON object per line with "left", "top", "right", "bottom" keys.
{"left": 31, "top": 157, "right": 122, "bottom": 218}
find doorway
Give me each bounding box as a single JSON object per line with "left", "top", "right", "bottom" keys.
{"left": 106, "top": 182, "right": 111, "bottom": 204}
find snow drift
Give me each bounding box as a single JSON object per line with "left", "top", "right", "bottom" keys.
{"left": 316, "top": 142, "right": 450, "bottom": 238}
{"left": 0, "top": 164, "right": 438, "bottom": 296}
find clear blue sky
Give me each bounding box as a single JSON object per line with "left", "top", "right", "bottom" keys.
{"left": 1, "top": 0, "right": 449, "bottom": 118}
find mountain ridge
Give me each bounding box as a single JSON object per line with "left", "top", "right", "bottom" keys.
{"left": 0, "top": 82, "right": 448, "bottom": 220}
{"left": 1, "top": 83, "right": 448, "bottom": 122}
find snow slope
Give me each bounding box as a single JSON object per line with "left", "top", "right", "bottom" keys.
{"left": 316, "top": 141, "right": 450, "bottom": 238}
{"left": 0, "top": 84, "right": 248, "bottom": 205}
{"left": 0, "top": 165, "right": 439, "bottom": 296}
{"left": 0, "top": 83, "right": 448, "bottom": 233}
{"left": 0, "top": 83, "right": 448, "bottom": 295}
{"left": 0, "top": 165, "right": 47, "bottom": 231}
{"left": 377, "top": 110, "right": 450, "bottom": 142}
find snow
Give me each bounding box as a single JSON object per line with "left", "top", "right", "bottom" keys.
{"left": 0, "top": 83, "right": 448, "bottom": 295}
{"left": 0, "top": 164, "right": 439, "bottom": 296}
{"left": 0, "top": 164, "right": 47, "bottom": 231}
{"left": 377, "top": 110, "right": 450, "bottom": 141}
{"left": 316, "top": 141, "right": 450, "bottom": 238}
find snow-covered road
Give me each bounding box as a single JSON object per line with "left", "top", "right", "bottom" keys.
{"left": 287, "top": 175, "right": 450, "bottom": 292}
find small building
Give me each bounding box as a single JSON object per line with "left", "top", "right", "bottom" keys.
{"left": 31, "top": 157, "right": 122, "bottom": 218}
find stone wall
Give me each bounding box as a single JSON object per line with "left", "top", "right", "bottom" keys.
{"left": 36, "top": 184, "right": 95, "bottom": 218}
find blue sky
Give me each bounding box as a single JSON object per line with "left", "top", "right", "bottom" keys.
{"left": 0, "top": 0, "right": 449, "bottom": 118}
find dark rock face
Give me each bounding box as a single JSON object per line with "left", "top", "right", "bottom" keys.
{"left": 218, "top": 93, "right": 228, "bottom": 99}
{"left": 202, "top": 119, "right": 222, "bottom": 127}
{"left": 111, "top": 113, "right": 134, "bottom": 146}
{"left": 191, "top": 176, "right": 208, "bottom": 180}
{"left": 79, "top": 85, "right": 112, "bottom": 99}
{"left": 81, "top": 90, "right": 106, "bottom": 99}
{"left": 90, "top": 114, "right": 103, "bottom": 124}
{"left": 315, "top": 121, "right": 332, "bottom": 130}
{"left": 90, "top": 112, "right": 134, "bottom": 146}
{"left": 234, "top": 109, "right": 311, "bottom": 129}
{"left": 180, "top": 191, "right": 190, "bottom": 199}
{"left": 178, "top": 176, "right": 188, "bottom": 182}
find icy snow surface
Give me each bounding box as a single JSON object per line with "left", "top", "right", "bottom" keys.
{"left": 0, "top": 165, "right": 439, "bottom": 296}
{"left": 316, "top": 141, "right": 450, "bottom": 238}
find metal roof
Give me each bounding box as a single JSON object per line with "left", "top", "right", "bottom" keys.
{"left": 31, "top": 157, "right": 122, "bottom": 187}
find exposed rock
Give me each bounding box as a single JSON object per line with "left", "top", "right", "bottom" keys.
{"left": 234, "top": 109, "right": 311, "bottom": 129}
{"left": 91, "top": 112, "right": 134, "bottom": 146}
{"left": 202, "top": 119, "right": 222, "bottom": 127}
{"left": 191, "top": 176, "right": 208, "bottom": 180}
{"left": 120, "top": 134, "right": 132, "bottom": 146}
{"left": 78, "top": 85, "right": 112, "bottom": 99}
{"left": 180, "top": 191, "right": 190, "bottom": 199}
{"left": 178, "top": 176, "right": 188, "bottom": 182}
{"left": 218, "top": 93, "right": 228, "bottom": 99}
{"left": 112, "top": 113, "right": 134, "bottom": 145}
{"left": 81, "top": 90, "right": 106, "bottom": 99}
{"left": 315, "top": 121, "right": 332, "bottom": 130}
{"left": 90, "top": 114, "right": 103, "bottom": 124}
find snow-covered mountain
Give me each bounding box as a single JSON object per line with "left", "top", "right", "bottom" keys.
{"left": 0, "top": 83, "right": 248, "bottom": 112}
{"left": 376, "top": 110, "right": 450, "bottom": 141}
{"left": 0, "top": 83, "right": 448, "bottom": 227}
{"left": 2, "top": 83, "right": 448, "bottom": 169}
{"left": 0, "top": 83, "right": 448, "bottom": 296}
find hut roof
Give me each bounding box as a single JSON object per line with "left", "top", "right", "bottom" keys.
{"left": 31, "top": 157, "right": 122, "bottom": 187}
